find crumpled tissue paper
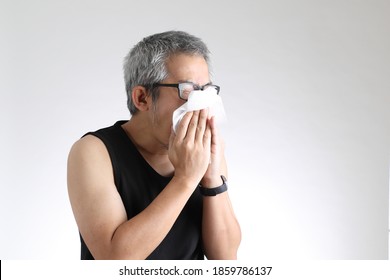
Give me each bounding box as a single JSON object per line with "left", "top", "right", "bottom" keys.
{"left": 172, "top": 87, "right": 226, "bottom": 133}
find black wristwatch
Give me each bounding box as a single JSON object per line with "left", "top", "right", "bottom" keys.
{"left": 199, "top": 175, "right": 228, "bottom": 196}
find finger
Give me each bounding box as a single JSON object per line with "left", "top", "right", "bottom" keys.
{"left": 185, "top": 110, "right": 200, "bottom": 140}
{"left": 203, "top": 122, "right": 212, "bottom": 148}
{"left": 209, "top": 116, "right": 219, "bottom": 146}
{"left": 175, "top": 111, "right": 193, "bottom": 140}
{"left": 195, "top": 108, "right": 209, "bottom": 142}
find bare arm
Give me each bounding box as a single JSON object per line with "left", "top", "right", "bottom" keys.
{"left": 201, "top": 117, "right": 241, "bottom": 259}
{"left": 202, "top": 177, "right": 241, "bottom": 259}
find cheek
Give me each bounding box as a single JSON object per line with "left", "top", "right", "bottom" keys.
{"left": 153, "top": 100, "right": 179, "bottom": 130}
{"left": 152, "top": 94, "right": 185, "bottom": 132}
{"left": 158, "top": 97, "right": 183, "bottom": 118}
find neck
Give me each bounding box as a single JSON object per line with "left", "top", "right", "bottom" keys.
{"left": 121, "top": 114, "right": 169, "bottom": 156}
{"left": 122, "top": 115, "right": 174, "bottom": 177}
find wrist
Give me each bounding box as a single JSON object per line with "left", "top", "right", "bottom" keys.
{"left": 199, "top": 175, "right": 228, "bottom": 196}
{"left": 200, "top": 175, "right": 223, "bottom": 188}
{"left": 171, "top": 175, "right": 198, "bottom": 191}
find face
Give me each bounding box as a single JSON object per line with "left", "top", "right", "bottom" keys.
{"left": 150, "top": 53, "right": 210, "bottom": 147}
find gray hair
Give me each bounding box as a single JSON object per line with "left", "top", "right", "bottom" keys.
{"left": 123, "top": 31, "right": 211, "bottom": 115}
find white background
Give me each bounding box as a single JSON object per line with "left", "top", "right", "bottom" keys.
{"left": 0, "top": 0, "right": 389, "bottom": 260}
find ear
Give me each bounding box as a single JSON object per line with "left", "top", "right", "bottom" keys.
{"left": 131, "top": 86, "right": 151, "bottom": 112}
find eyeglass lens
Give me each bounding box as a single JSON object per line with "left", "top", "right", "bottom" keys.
{"left": 178, "top": 83, "right": 218, "bottom": 100}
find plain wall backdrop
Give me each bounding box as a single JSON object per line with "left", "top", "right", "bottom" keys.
{"left": 1, "top": 0, "right": 389, "bottom": 259}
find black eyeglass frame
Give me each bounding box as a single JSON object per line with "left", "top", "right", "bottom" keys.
{"left": 150, "top": 82, "right": 220, "bottom": 101}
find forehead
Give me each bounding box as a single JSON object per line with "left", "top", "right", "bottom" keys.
{"left": 165, "top": 53, "right": 210, "bottom": 84}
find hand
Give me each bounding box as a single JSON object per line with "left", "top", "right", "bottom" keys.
{"left": 168, "top": 109, "right": 212, "bottom": 187}
{"left": 201, "top": 116, "right": 226, "bottom": 188}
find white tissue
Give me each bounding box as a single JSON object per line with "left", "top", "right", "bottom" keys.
{"left": 172, "top": 87, "right": 226, "bottom": 132}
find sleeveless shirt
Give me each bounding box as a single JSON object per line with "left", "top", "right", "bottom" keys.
{"left": 80, "top": 121, "right": 204, "bottom": 260}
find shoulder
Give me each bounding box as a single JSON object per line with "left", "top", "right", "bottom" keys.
{"left": 67, "top": 134, "right": 114, "bottom": 190}
{"left": 69, "top": 134, "right": 108, "bottom": 160}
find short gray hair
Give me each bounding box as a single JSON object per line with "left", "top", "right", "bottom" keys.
{"left": 123, "top": 31, "right": 211, "bottom": 115}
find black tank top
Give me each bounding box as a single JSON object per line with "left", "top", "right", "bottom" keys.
{"left": 80, "top": 121, "right": 204, "bottom": 260}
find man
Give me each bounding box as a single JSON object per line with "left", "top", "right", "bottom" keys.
{"left": 67, "top": 31, "right": 241, "bottom": 260}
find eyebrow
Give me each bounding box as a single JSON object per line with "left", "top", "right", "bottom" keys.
{"left": 177, "top": 80, "right": 212, "bottom": 87}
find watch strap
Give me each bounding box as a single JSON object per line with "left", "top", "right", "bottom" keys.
{"left": 199, "top": 175, "right": 228, "bottom": 196}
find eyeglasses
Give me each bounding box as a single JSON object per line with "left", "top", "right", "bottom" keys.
{"left": 151, "top": 82, "right": 220, "bottom": 101}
